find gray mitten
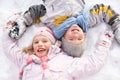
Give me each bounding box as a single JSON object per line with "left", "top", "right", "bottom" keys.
{"left": 28, "top": 4, "right": 46, "bottom": 20}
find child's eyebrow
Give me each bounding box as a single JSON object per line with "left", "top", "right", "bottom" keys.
{"left": 33, "top": 38, "right": 39, "bottom": 41}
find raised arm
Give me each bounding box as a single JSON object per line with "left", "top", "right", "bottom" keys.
{"left": 67, "top": 30, "right": 113, "bottom": 79}
{"left": 2, "top": 22, "right": 28, "bottom": 67}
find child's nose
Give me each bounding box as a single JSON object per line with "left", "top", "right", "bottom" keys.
{"left": 38, "top": 41, "right": 43, "bottom": 46}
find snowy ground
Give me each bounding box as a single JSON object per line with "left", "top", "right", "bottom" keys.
{"left": 0, "top": 0, "right": 120, "bottom": 80}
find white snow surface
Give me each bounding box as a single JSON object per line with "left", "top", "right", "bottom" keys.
{"left": 0, "top": 0, "right": 120, "bottom": 80}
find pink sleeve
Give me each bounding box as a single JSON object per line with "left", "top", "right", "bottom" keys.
{"left": 68, "top": 32, "right": 112, "bottom": 78}
{"left": 2, "top": 28, "right": 28, "bottom": 67}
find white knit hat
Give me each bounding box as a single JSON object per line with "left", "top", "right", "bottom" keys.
{"left": 61, "top": 37, "right": 86, "bottom": 57}
{"left": 36, "top": 27, "right": 56, "bottom": 44}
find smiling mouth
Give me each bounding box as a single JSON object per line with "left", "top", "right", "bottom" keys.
{"left": 37, "top": 48, "right": 45, "bottom": 52}
{"left": 72, "top": 29, "right": 79, "bottom": 32}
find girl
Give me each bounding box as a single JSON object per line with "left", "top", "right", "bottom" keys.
{"left": 2, "top": 22, "right": 113, "bottom": 80}
{"left": 2, "top": 26, "right": 61, "bottom": 80}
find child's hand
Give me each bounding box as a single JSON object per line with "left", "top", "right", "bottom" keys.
{"left": 6, "top": 13, "right": 27, "bottom": 39}
{"left": 28, "top": 4, "right": 46, "bottom": 20}
{"left": 8, "top": 18, "right": 27, "bottom": 39}
{"left": 98, "top": 30, "right": 114, "bottom": 48}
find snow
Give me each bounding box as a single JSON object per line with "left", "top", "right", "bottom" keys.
{"left": 0, "top": 0, "right": 120, "bottom": 80}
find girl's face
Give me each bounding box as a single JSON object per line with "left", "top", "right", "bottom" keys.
{"left": 32, "top": 35, "right": 52, "bottom": 58}
{"left": 64, "top": 24, "right": 86, "bottom": 45}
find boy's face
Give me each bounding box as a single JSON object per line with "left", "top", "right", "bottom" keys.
{"left": 64, "top": 24, "right": 86, "bottom": 45}
{"left": 32, "top": 35, "right": 52, "bottom": 58}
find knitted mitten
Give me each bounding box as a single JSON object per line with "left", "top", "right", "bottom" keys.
{"left": 28, "top": 4, "right": 46, "bottom": 20}
{"left": 8, "top": 16, "right": 27, "bottom": 39}
{"left": 8, "top": 4, "right": 46, "bottom": 39}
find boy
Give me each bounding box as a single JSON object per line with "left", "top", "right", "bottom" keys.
{"left": 52, "top": 4, "right": 120, "bottom": 57}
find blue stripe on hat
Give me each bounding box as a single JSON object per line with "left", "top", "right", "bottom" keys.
{"left": 53, "top": 17, "right": 77, "bottom": 39}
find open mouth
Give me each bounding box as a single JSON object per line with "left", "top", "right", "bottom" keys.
{"left": 37, "top": 48, "right": 45, "bottom": 52}
{"left": 72, "top": 29, "right": 79, "bottom": 32}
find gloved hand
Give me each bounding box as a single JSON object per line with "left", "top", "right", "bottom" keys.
{"left": 28, "top": 4, "right": 46, "bottom": 20}
{"left": 98, "top": 30, "right": 114, "bottom": 48}
{"left": 8, "top": 15, "right": 27, "bottom": 39}
{"left": 8, "top": 4, "right": 46, "bottom": 40}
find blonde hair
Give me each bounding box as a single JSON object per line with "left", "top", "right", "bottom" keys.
{"left": 22, "top": 26, "right": 56, "bottom": 55}
{"left": 22, "top": 44, "right": 33, "bottom": 55}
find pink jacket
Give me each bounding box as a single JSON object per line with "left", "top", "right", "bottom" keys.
{"left": 2, "top": 29, "right": 112, "bottom": 80}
